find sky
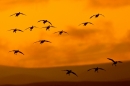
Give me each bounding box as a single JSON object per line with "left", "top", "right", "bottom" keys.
{"left": 0, "top": 0, "right": 130, "bottom": 68}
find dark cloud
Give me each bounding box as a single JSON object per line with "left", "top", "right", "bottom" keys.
{"left": 66, "top": 26, "right": 100, "bottom": 40}
{"left": 88, "top": 0, "right": 130, "bottom": 8}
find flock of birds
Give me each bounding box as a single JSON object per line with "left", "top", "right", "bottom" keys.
{"left": 8, "top": 12, "right": 122, "bottom": 77}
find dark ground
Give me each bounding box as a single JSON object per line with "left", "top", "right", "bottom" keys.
{"left": 1, "top": 81, "right": 130, "bottom": 86}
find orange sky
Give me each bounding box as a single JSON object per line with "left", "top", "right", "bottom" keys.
{"left": 0, "top": 0, "right": 130, "bottom": 68}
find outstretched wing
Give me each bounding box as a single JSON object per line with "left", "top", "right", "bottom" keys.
{"left": 50, "top": 26, "right": 56, "bottom": 28}
{"left": 117, "top": 61, "right": 122, "bottom": 63}
{"left": 62, "top": 70, "right": 70, "bottom": 71}
{"left": 78, "top": 23, "right": 84, "bottom": 26}
{"left": 20, "top": 13, "right": 26, "bottom": 15}
{"left": 45, "top": 40, "right": 51, "bottom": 43}
{"left": 98, "top": 68, "right": 106, "bottom": 71}
{"left": 87, "top": 68, "right": 94, "bottom": 71}
{"left": 18, "top": 51, "right": 24, "bottom": 55}
{"left": 33, "top": 40, "right": 41, "bottom": 43}
{"left": 8, "top": 29, "right": 14, "bottom": 31}
{"left": 107, "top": 58, "right": 115, "bottom": 63}
{"left": 88, "top": 22, "right": 94, "bottom": 25}
{"left": 17, "top": 29, "right": 23, "bottom": 32}
{"left": 25, "top": 27, "right": 30, "bottom": 30}
{"left": 9, "top": 50, "right": 14, "bottom": 52}
{"left": 63, "top": 31, "right": 69, "bottom": 34}
{"left": 38, "top": 20, "right": 44, "bottom": 22}
{"left": 33, "top": 26, "right": 38, "bottom": 28}
{"left": 53, "top": 31, "right": 59, "bottom": 34}
{"left": 10, "top": 13, "right": 16, "bottom": 16}
{"left": 99, "top": 14, "right": 105, "bottom": 17}
{"left": 47, "top": 21, "right": 52, "bottom": 25}
{"left": 42, "top": 26, "right": 47, "bottom": 28}
{"left": 71, "top": 72, "right": 78, "bottom": 77}
{"left": 90, "top": 15, "right": 95, "bottom": 19}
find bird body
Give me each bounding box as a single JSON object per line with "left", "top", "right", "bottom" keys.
{"left": 107, "top": 58, "right": 122, "bottom": 66}
{"left": 25, "top": 26, "right": 38, "bottom": 31}
{"left": 62, "top": 70, "right": 78, "bottom": 77}
{"left": 90, "top": 13, "right": 104, "bottom": 19}
{"left": 54, "top": 30, "right": 68, "bottom": 35}
{"left": 42, "top": 25, "right": 55, "bottom": 31}
{"left": 79, "top": 22, "right": 93, "bottom": 26}
{"left": 8, "top": 28, "right": 23, "bottom": 33}
{"left": 10, "top": 12, "right": 26, "bottom": 17}
{"left": 34, "top": 40, "right": 51, "bottom": 44}
{"left": 9, "top": 50, "right": 24, "bottom": 55}
{"left": 88, "top": 67, "right": 105, "bottom": 73}
{"left": 38, "top": 20, "right": 52, "bottom": 25}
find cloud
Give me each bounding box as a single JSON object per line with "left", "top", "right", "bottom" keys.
{"left": 66, "top": 26, "right": 100, "bottom": 40}
{"left": 88, "top": 0, "right": 130, "bottom": 8}
{"left": 15, "top": 20, "right": 117, "bottom": 67}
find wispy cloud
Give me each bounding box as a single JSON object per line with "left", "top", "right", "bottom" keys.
{"left": 88, "top": 0, "right": 130, "bottom": 8}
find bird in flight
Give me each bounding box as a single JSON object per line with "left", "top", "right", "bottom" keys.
{"left": 9, "top": 50, "right": 24, "bottom": 55}
{"left": 90, "top": 13, "right": 104, "bottom": 19}
{"left": 41, "top": 25, "right": 56, "bottom": 31}
{"left": 62, "top": 70, "right": 78, "bottom": 77}
{"left": 33, "top": 40, "right": 51, "bottom": 44}
{"left": 38, "top": 20, "right": 52, "bottom": 25}
{"left": 79, "top": 22, "right": 93, "bottom": 26}
{"left": 107, "top": 58, "right": 122, "bottom": 66}
{"left": 8, "top": 28, "right": 23, "bottom": 33}
{"left": 54, "top": 30, "right": 68, "bottom": 35}
{"left": 25, "top": 26, "right": 38, "bottom": 31}
{"left": 10, "top": 12, "right": 26, "bottom": 17}
{"left": 87, "top": 67, "right": 106, "bottom": 73}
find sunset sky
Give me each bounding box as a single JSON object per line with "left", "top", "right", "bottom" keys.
{"left": 0, "top": 0, "right": 130, "bottom": 68}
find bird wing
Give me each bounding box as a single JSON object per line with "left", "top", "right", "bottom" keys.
{"left": 90, "top": 15, "right": 95, "bottom": 19}
{"left": 87, "top": 68, "right": 94, "bottom": 71}
{"left": 117, "top": 61, "right": 122, "bottom": 63}
{"left": 71, "top": 72, "right": 78, "bottom": 77}
{"left": 42, "top": 26, "right": 47, "bottom": 28}
{"left": 20, "top": 13, "right": 26, "bottom": 15}
{"left": 33, "top": 26, "right": 38, "bottom": 28}
{"left": 17, "top": 29, "right": 23, "bottom": 32}
{"left": 47, "top": 21, "right": 52, "bottom": 25}
{"left": 33, "top": 40, "right": 41, "bottom": 43}
{"left": 50, "top": 26, "right": 56, "bottom": 28}
{"left": 8, "top": 29, "right": 14, "bottom": 31}
{"left": 99, "top": 14, "right": 105, "bottom": 17}
{"left": 10, "top": 13, "right": 16, "bottom": 16}
{"left": 9, "top": 50, "right": 13, "bottom": 52}
{"left": 62, "top": 70, "right": 69, "bottom": 71}
{"left": 107, "top": 58, "right": 115, "bottom": 63}
{"left": 25, "top": 27, "right": 30, "bottom": 30}
{"left": 38, "top": 20, "right": 44, "bottom": 22}
{"left": 9, "top": 50, "right": 16, "bottom": 52}
{"left": 63, "top": 31, "right": 69, "bottom": 34}
{"left": 45, "top": 40, "right": 51, "bottom": 43}
{"left": 18, "top": 51, "right": 24, "bottom": 55}
{"left": 53, "top": 31, "right": 59, "bottom": 34}
{"left": 88, "top": 22, "right": 94, "bottom": 25}
{"left": 99, "top": 68, "right": 106, "bottom": 71}
{"left": 78, "top": 23, "right": 84, "bottom": 26}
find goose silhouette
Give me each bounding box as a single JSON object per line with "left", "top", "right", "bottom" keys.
{"left": 9, "top": 50, "right": 24, "bottom": 55}
{"left": 62, "top": 70, "right": 78, "bottom": 77}
{"left": 10, "top": 12, "right": 26, "bottom": 17}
